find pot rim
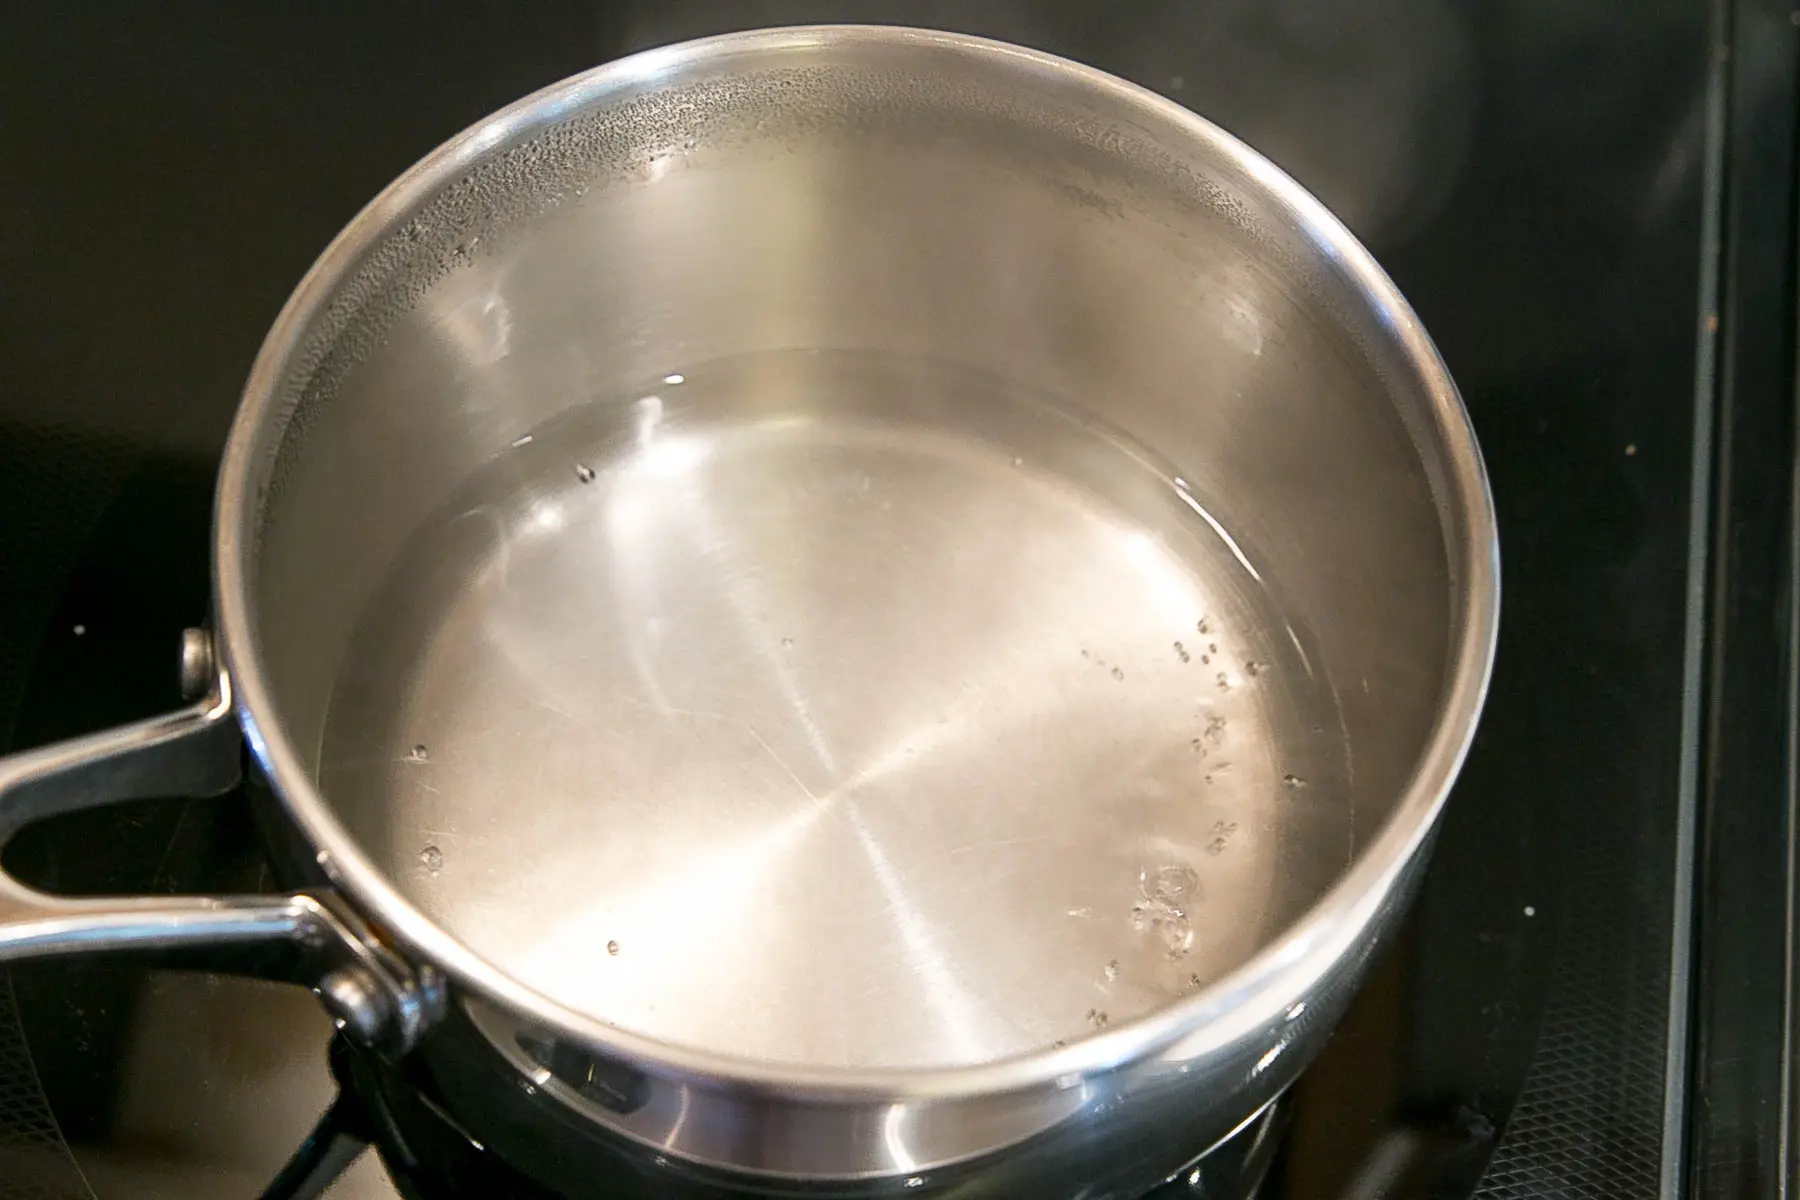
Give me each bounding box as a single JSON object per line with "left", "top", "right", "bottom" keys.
{"left": 213, "top": 24, "right": 1499, "bottom": 1104}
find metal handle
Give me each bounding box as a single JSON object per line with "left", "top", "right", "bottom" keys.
{"left": 0, "top": 631, "right": 443, "bottom": 1057}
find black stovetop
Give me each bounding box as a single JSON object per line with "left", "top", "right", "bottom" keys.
{"left": 1, "top": 3, "right": 1793, "bottom": 1198}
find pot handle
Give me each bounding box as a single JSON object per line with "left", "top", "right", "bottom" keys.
{"left": 0, "top": 630, "right": 443, "bottom": 1057}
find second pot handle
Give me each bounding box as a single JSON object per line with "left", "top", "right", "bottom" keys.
{"left": 0, "top": 632, "right": 442, "bottom": 1057}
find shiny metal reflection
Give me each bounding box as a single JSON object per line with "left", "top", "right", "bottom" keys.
{"left": 216, "top": 24, "right": 1497, "bottom": 1190}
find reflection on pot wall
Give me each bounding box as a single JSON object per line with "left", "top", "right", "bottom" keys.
{"left": 605, "top": 0, "right": 1476, "bottom": 246}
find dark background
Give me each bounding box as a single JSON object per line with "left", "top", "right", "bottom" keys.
{"left": 0, "top": 2, "right": 1788, "bottom": 1197}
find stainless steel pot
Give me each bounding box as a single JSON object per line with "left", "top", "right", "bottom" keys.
{"left": 0, "top": 26, "right": 1497, "bottom": 1198}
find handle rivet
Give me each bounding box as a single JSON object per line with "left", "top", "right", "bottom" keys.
{"left": 178, "top": 628, "right": 215, "bottom": 701}
{"left": 318, "top": 965, "right": 392, "bottom": 1048}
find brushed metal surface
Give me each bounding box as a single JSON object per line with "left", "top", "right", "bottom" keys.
{"left": 318, "top": 349, "right": 1352, "bottom": 1071}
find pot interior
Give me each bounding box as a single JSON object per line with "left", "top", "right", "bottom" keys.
{"left": 235, "top": 30, "right": 1479, "bottom": 1072}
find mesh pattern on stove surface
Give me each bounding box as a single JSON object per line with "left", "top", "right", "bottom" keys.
{"left": 0, "top": 975, "right": 93, "bottom": 1200}
{"left": 1475, "top": 808, "right": 1673, "bottom": 1198}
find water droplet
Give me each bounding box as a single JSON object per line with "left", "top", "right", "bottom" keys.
{"left": 1111, "top": 666, "right": 1125, "bottom": 681}
{"left": 663, "top": 373, "right": 686, "bottom": 385}
{"left": 607, "top": 939, "right": 622, "bottom": 955}
{"left": 575, "top": 463, "right": 596, "bottom": 483}
{"left": 1174, "top": 641, "right": 1190, "bottom": 663}
{"left": 1523, "top": 905, "right": 1537, "bottom": 918}
{"left": 1204, "top": 716, "right": 1227, "bottom": 743}
{"left": 406, "top": 744, "right": 430, "bottom": 764}
{"left": 1011, "top": 455, "right": 1025, "bottom": 467}
{"left": 1197, "top": 617, "right": 1211, "bottom": 635}
{"left": 1216, "top": 672, "right": 1231, "bottom": 691}
{"left": 419, "top": 844, "right": 443, "bottom": 873}
{"left": 1208, "top": 643, "right": 1218, "bottom": 655}
{"left": 1245, "top": 660, "right": 1261, "bottom": 676}
{"left": 1206, "top": 836, "right": 1228, "bottom": 855}
{"left": 1052, "top": 1039, "right": 1068, "bottom": 1049}
{"left": 1212, "top": 820, "right": 1238, "bottom": 836}
{"left": 71, "top": 624, "right": 86, "bottom": 636}
{"left": 781, "top": 636, "right": 794, "bottom": 649}
{"left": 1086, "top": 1008, "right": 1110, "bottom": 1029}
{"left": 1103, "top": 960, "right": 1120, "bottom": 981}
{"left": 1282, "top": 774, "right": 1308, "bottom": 790}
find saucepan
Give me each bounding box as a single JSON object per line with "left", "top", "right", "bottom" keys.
{"left": 0, "top": 26, "right": 1497, "bottom": 1198}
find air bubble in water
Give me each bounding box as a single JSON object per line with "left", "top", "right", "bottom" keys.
{"left": 1011, "top": 455, "right": 1024, "bottom": 467}
{"left": 1086, "top": 1008, "right": 1110, "bottom": 1029}
{"left": 406, "top": 744, "right": 430, "bottom": 765}
{"left": 1216, "top": 672, "right": 1231, "bottom": 691}
{"left": 1135, "top": 864, "right": 1198, "bottom": 958}
{"left": 1282, "top": 774, "right": 1308, "bottom": 790}
{"left": 1174, "top": 641, "right": 1190, "bottom": 663}
{"left": 576, "top": 463, "right": 596, "bottom": 483}
{"left": 1140, "top": 864, "right": 1198, "bottom": 908}
{"left": 1103, "top": 960, "right": 1120, "bottom": 981}
{"left": 419, "top": 844, "right": 443, "bottom": 873}
{"left": 607, "top": 940, "right": 621, "bottom": 956}
{"left": 781, "top": 637, "right": 795, "bottom": 649}
{"left": 1111, "top": 666, "right": 1125, "bottom": 681}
